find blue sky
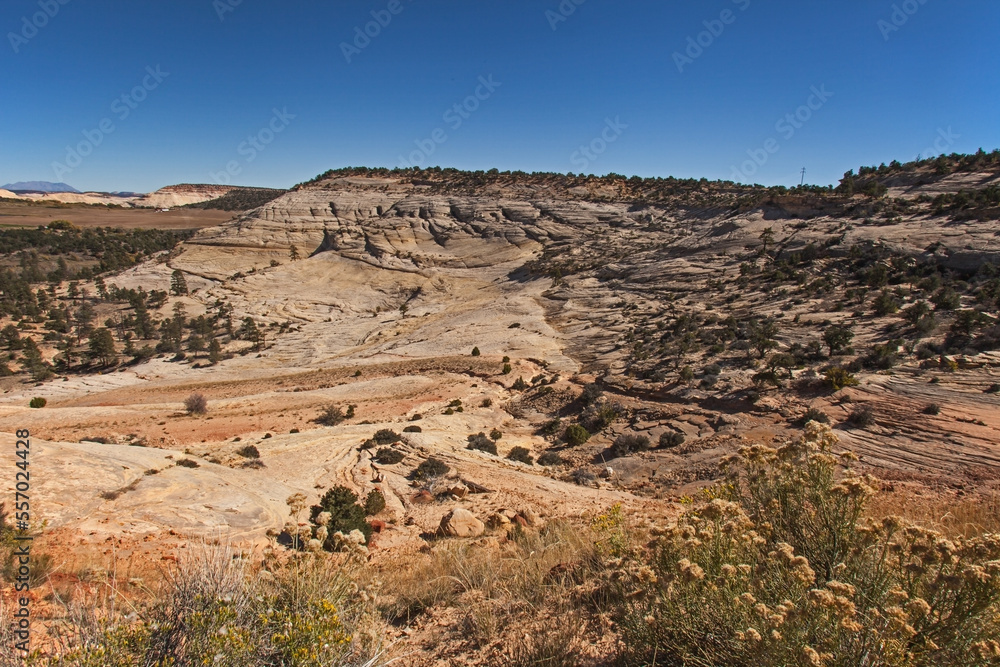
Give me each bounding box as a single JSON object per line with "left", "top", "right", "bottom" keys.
{"left": 1, "top": 0, "right": 997, "bottom": 193}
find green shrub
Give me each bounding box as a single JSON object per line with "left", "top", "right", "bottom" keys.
{"left": 471, "top": 346, "right": 481, "bottom": 356}
{"left": 923, "top": 403, "right": 941, "bottom": 416}
{"left": 413, "top": 457, "right": 449, "bottom": 480}
{"left": 512, "top": 376, "right": 529, "bottom": 391}
{"left": 581, "top": 400, "right": 623, "bottom": 432}
{"left": 467, "top": 433, "right": 498, "bottom": 455}
{"left": 489, "top": 428, "right": 503, "bottom": 441}
{"left": 403, "top": 425, "right": 422, "bottom": 433}
{"left": 872, "top": 289, "right": 901, "bottom": 316}
{"left": 310, "top": 486, "right": 372, "bottom": 545}
{"left": 616, "top": 422, "right": 1000, "bottom": 666}
{"left": 176, "top": 458, "right": 200, "bottom": 468}
{"left": 28, "top": 397, "right": 46, "bottom": 409}
{"left": 825, "top": 366, "right": 859, "bottom": 391}
{"left": 932, "top": 287, "right": 961, "bottom": 311}
{"left": 374, "top": 448, "right": 404, "bottom": 465}
{"left": 538, "top": 419, "right": 562, "bottom": 436}
{"left": 506, "top": 446, "right": 534, "bottom": 465}
{"left": 610, "top": 433, "right": 651, "bottom": 457}
{"left": 537, "top": 451, "right": 563, "bottom": 466}
{"left": 502, "top": 363, "right": 513, "bottom": 375}
{"left": 863, "top": 342, "right": 901, "bottom": 370}
{"left": 363, "top": 489, "right": 386, "bottom": 516}
{"left": 564, "top": 424, "right": 590, "bottom": 446}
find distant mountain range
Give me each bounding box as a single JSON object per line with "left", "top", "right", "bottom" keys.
{"left": 2, "top": 181, "right": 80, "bottom": 193}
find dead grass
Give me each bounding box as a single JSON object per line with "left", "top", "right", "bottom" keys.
{"left": 869, "top": 487, "right": 1000, "bottom": 538}
{"left": 380, "top": 521, "right": 600, "bottom": 637}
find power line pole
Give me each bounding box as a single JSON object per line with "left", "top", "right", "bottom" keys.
{"left": 800, "top": 167, "right": 806, "bottom": 186}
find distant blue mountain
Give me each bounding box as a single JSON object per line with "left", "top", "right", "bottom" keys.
{"left": 2, "top": 181, "right": 81, "bottom": 193}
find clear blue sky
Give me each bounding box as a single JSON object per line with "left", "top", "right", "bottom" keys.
{"left": 1, "top": 0, "right": 997, "bottom": 193}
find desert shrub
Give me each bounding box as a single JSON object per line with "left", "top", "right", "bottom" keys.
{"left": 236, "top": 445, "right": 260, "bottom": 459}
{"left": 502, "top": 363, "right": 513, "bottom": 375}
{"left": 863, "top": 341, "right": 902, "bottom": 370}
{"left": 610, "top": 433, "right": 651, "bottom": 457}
{"left": 800, "top": 407, "right": 830, "bottom": 425}
{"left": 175, "top": 458, "right": 200, "bottom": 468}
{"left": 581, "top": 399, "right": 623, "bottom": 432}
{"left": 372, "top": 429, "right": 400, "bottom": 445}
{"left": 579, "top": 383, "right": 604, "bottom": 406}
{"left": 824, "top": 366, "right": 859, "bottom": 391}
{"left": 489, "top": 428, "right": 503, "bottom": 442}
{"left": 363, "top": 489, "right": 386, "bottom": 516}
{"left": 506, "top": 446, "right": 534, "bottom": 465}
{"left": 480, "top": 398, "right": 493, "bottom": 408}
{"left": 848, "top": 404, "right": 876, "bottom": 428}
{"left": 184, "top": 393, "right": 208, "bottom": 415}
{"left": 932, "top": 287, "right": 962, "bottom": 311}
{"left": 538, "top": 419, "right": 562, "bottom": 436}
{"left": 409, "top": 413, "right": 423, "bottom": 421}
{"left": 872, "top": 289, "right": 901, "bottom": 316}
{"left": 537, "top": 451, "right": 563, "bottom": 466}
{"left": 34, "top": 546, "right": 379, "bottom": 666}
{"left": 923, "top": 403, "right": 941, "bottom": 416}
{"left": 616, "top": 422, "right": 1000, "bottom": 667}
{"left": 413, "top": 457, "right": 449, "bottom": 481}
{"left": 471, "top": 346, "right": 481, "bottom": 356}
{"left": 467, "top": 433, "right": 498, "bottom": 455}
{"left": 823, "top": 324, "right": 855, "bottom": 355}
{"left": 570, "top": 469, "right": 597, "bottom": 486}
{"left": 28, "top": 397, "right": 46, "bottom": 409}
{"left": 564, "top": 424, "right": 590, "bottom": 446}
{"left": 310, "top": 486, "right": 372, "bottom": 545}
{"left": 512, "top": 376, "right": 529, "bottom": 391}
{"left": 402, "top": 425, "right": 422, "bottom": 433}
{"left": 986, "top": 383, "right": 1000, "bottom": 394}
{"left": 658, "top": 431, "right": 685, "bottom": 448}
{"left": 316, "top": 405, "right": 347, "bottom": 426}
{"left": 374, "top": 448, "right": 404, "bottom": 465}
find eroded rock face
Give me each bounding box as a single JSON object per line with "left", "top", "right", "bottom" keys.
{"left": 439, "top": 508, "right": 485, "bottom": 538}
{"left": 133, "top": 184, "right": 237, "bottom": 208}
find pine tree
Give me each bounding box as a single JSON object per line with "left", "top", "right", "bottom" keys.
{"left": 170, "top": 269, "right": 189, "bottom": 296}
{"left": 88, "top": 328, "right": 117, "bottom": 366}
{"left": 208, "top": 338, "right": 222, "bottom": 365}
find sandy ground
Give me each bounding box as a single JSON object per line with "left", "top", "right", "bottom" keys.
{"left": 0, "top": 201, "right": 234, "bottom": 229}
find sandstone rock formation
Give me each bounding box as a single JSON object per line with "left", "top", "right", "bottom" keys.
{"left": 439, "top": 508, "right": 485, "bottom": 538}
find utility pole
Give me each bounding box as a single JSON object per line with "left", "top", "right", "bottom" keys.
{"left": 800, "top": 167, "right": 806, "bottom": 186}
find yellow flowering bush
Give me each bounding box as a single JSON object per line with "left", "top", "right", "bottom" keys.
{"left": 617, "top": 422, "right": 1000, "bottom": 666}
{"left": 36, "top": 551, "right": 381, "bottom": 667}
